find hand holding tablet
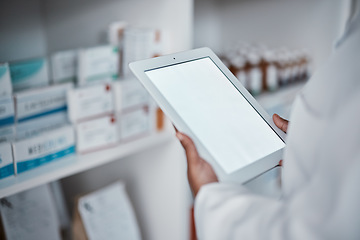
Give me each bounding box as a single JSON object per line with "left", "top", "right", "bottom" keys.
{"left": 130, "top": 47, "right": 286, "bottom": 183}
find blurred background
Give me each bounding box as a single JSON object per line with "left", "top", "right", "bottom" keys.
{"left": 0, "top": 0, "right": 354, "bottom": 239}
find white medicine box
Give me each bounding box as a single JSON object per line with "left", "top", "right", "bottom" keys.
{"left": 0, "top": 142, "right": 15, "bottom": 179}
{"left": 113, "top": 79, "right": 149, "bottom": 112}
{"left": 12, "top": 125, "right": 75, "bottom": 174}
{"left": 67, "top": 83, "right": 115, "bottom": 123}
{"left": 9, "top": 58, "right": 49, "bottom": 92}
{"left": 76, "top": 114, "right": 119, "bottom": 153}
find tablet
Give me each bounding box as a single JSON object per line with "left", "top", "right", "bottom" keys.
{"left": 129, "top": 47, "right": 286, "bottom": 183}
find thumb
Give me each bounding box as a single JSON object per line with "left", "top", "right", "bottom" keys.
{"left": 273, "top": 114, "right": 289, "bottom": 133}
{"left": 176, "top": 132, "right": 200, "bottom": 164}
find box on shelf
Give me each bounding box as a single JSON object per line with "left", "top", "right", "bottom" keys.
{"left": 16, "top": 111, "right": 68, "bottom": 140}
{"left": 0, "top": 96, "right": 15, "bottom": 142}
{"left": 0, "top": 96, "right": 15, "bottom": 128}
{"left": 76, "top": 114, "right": 119, "bottom": 153}
{"left": 12, "top": 125, "right": 75, "bottom": 174}
{"left": 0, "top": 63, "right": 13, "bottom": 97}
{"left": 108, "top": 21, "right": 128, "bottom": 46}
{"left": 0, "top": 125, "right": 15, "bottom": 143}
{"left": 14, "top": 82, "right": 73, "bottom": 123}
{"left": 77, "top": 45, "right": 119, "bottom": 86}
{"left": 9, "top": 58, "right": 49, "bottom": 92}
{"left": 113, "top": 79, "right": 149, "bottom": 112}
{"left": 122, "top": 27, "right": 163, "bottom": 76}
{"left": 0, "top": 184, "right": 62, "bottom": 240}
{"left": 73, "top": 181, "right": 141, "bottom": 240}
{"left": 67, "top": 83, "right": 115, "bottom": 123}
{"left": 0, "top": 142, "right": 15, "bottom": 179}
{"left": 118, "top": 106, "right": 153, "bottom": 141}
{"left": 51, "top": 50, "right": 78, "bottom": 84}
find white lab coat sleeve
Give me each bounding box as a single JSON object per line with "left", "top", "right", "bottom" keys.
{"left": 194, "top": 158, "right": 360, "bottom": 240}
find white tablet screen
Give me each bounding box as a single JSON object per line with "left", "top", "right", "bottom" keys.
{"left": 145, "top": 57, "right": 285, "bottom": 174}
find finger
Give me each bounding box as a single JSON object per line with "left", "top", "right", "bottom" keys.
{"left": 278, "top": 160, "right": 283, "bottom": 166}
{"left": 176, "top": 132, "right": 200, "bottom": 164}
{"left": 273, "top": 114, "right": 288, "bottom": 133}
{"left": 172, "top": 124, "right": 179, "bottom": 133}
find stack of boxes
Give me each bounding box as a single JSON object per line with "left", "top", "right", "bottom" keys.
{"left": 0, "top": 22, "right": 166, "bottom": 181}
{"left": 0, "top": 63, "right": 15, "bottom": 179}
{"left": 68, "top": 83, "right": 118, "bottom": 153}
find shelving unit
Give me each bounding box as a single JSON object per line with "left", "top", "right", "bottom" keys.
{"left": 1, "top": 1, "right": 193, "bottom": 239}
{"left": 255, "top": 82, "right": 306, "bottom": 118}
{"left": 0, "top": 129, "right": 173, "bottom": 199}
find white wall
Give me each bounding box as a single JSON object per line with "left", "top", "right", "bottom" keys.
{"left": 194, "top": 0, "right": 350, "bottom": 69}
{"left": 0, "top": 0, "right": 47, "bottom": 62}
{"left": 43, "top": 0, "right": 193, "bottom": 54}
{"left": 0, "top": 0, "right": 193, "bottom": 60}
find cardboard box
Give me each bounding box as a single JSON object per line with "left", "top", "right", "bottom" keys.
{"left": 15, "top": 82, "right": 73, "bottom": 122}
{"left": 0, "top": 63, "right": 12, "bottom": 97}
{"left": 0, "top": 96, "right": 15, "bottom": 128}
{"left": 72, "top": 181, "right": 141, "bottom": 240}
{"left": 108, "top": 21, "right": 128, "bottom": 46}
{"left": 9, "top": 58, "right": 49, "bottom": 92}
{"left": 0, "top": 125, "right": 15, "bottom": 143}
{"left": 0, "top": 184, "right": 62, "bottom": 240}
{"left": 0, "top": 142, "right": 15, "bottom": 179}
{"left": 67, "top": 83, "right": 115, "bottom": 123}
{"left": 13, "top": 125, "right": 75, "bottom": 174}
{"left": 51, "top": 50, "right": 78, "bottom": 84}
{"left": 118, "top": 107, "right": 152, "bottom": 141}
{"left": 78, "top": 45, "right": 119, "bottom": 86}
{"left": 113, "top": 79, "right": 149, "bottom": 112}
{"left": 122, "top": 27, "right": 163, "bottom": 76}
{"left": 76, "top": 115, "right": 119, "bottom": 153}
{"left": 16, "top": 111, "right": 68, "bottom": 140}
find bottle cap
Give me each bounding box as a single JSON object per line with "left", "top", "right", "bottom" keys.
{"left": 231, "top": 56, "right": 245, "bottom": 68}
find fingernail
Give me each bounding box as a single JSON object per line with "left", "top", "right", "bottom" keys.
{"left": 176, "top": 132, "right": 183, "bottom": 141}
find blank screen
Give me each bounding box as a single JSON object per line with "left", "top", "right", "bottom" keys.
{"left": 145, "top": 57, "right": 285, "bottom": 174}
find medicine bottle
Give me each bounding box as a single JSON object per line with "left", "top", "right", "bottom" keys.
{"left": 290, "top": 51, "right": 301, "bottom": 82}
{"left": 152, "top": 30, "right": 162, "bottom": 58}
{"left": 247, "top": 52, "right": 262, "bottom": 96}
{"left": 231, "top": 56, "right": 248, "bottom": 88}
{"left": 263, "top": 50, "right": 278, "bottom": 92}
{"left": 303, "top": 50, "right": 312, "bottom": 81}
{"left": 278, "top": 52, "right": 291, "bottom": 86}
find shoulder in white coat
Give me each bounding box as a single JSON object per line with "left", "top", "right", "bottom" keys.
{"left": 194, "top": 11, "right": 360, "bottom": 240}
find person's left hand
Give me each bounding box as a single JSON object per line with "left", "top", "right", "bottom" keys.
{"left": 175, "top": 130, "right": 218, "bottom": 197}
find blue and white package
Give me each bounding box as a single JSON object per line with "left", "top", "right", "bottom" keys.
{"left": 0, "top": 63, "right": 13, "bottom": 97}
{"left": 51, "top": 50, "right": 78, "bottom": 84}
{"left": 0, "top": 96, "right": 16, "bottom": 142}
{"left": 0, "top": 142, "right": 15, "bottom": 179}
{"left": 13, "top": 125, "right": 75, "bottom": 174}
{"left": 15, "top": 82, "right": 73, "bottom": 123}
{"left": 10, "top": 58, "right": 49, "bottom": 92}
{"left": 16, "top": 111, "right": 68, "bottom": 140}
{"left": 0, "top": 126, "right": 15, "bottom": 143}
{"left": 78, "top": 45, "right": 119, "bottom": 86}
{"left": 0, "top": 96, "right": 15, "bottom": 128}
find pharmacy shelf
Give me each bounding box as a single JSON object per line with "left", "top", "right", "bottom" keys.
{"left": 0, "top": 129, "right": 173, "bottom": 199}
{"left": 255, "top": 82, "right": 306, "bottom": 118}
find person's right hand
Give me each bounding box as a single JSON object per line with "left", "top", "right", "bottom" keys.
{"left": 273, "top": 114, "right": 289, "bottom": 166}
{"left": 273, "top": 114, "right": 289, "bottom": 133}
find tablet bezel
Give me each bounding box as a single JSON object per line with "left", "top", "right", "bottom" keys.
{"left": 129, "top": 47, "right": 286, "bottom": 184}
